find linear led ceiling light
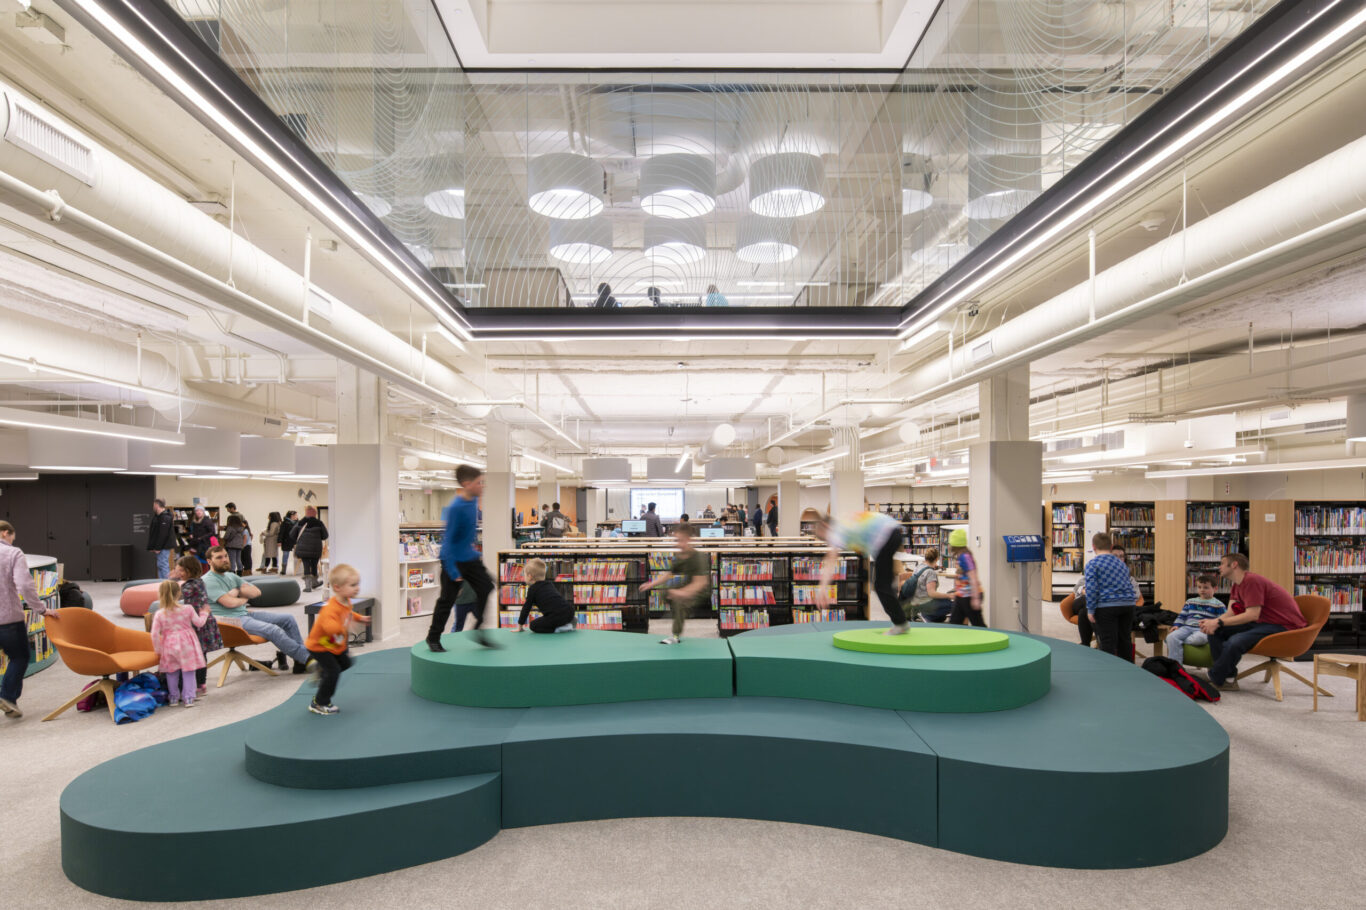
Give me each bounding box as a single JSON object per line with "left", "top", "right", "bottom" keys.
{"left": 0, "top": 405, "right": 185, "bottom": 445}
{"left": 898, "top": 0, "right": 1366, "bottom": 339}
{"left": 423, "top": 187, "right": 465, "bottom": 220}
{"left": 1145, "top": 457, "right": 1366, "bottom": 479}
{"left": 528, "top": 153, "right": 604, "bottom": 220}
{"left": 639, "top": 154, "right": 716, "bottom": 219}
{"left": 520, "top": 448, "right": 574, "bottom": 474}
{"left": 644, "top": 216, "right": 707, "bottom": 265}
{"left": 784, "top": 446, "right": 850, "bottom": 472}
{"left": 548, "top": 215, "right": 613, "bottom": 265}
{"left": 736, "top": 213, "right": 798, "bottom": 264}
{"left": 66, "top": 1, "right": 474, "bottom": 341}
{"left": 28, "top": 429, "right": 128, "bottom": 471}
{"left": 749, "top": 153, "right": 825, "bottom": 217}
{"left": 148, "top": 428, "right": 241, "bottom": 471}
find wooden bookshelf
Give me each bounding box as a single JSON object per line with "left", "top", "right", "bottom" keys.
{"left": 1047, "top": 501, "right": 1085, "bottom": 600}
{"left": 498, "top": 542, "right": 867, "bottom": 637}
{"left": 1293, "top": 502, "right": 1365, "bottom": 615}
{"left": 1109, "top": 502, "right": 1155, "bottom": 603}
{"left": 1186, "top": 502, "right": 1248, "bottom": 602}
{"left": 1155, "top": 500, "right": 1188, "bottom": 612}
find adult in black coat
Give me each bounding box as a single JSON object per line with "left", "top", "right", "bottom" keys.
{"left": 189, "top": 505, "right": 217, "bottom": 561}
{"left": 291, "top": 506, "right": 329, "bottom": 592}
{"left": 147, "top": 498, "right": 176, "bottom": 579}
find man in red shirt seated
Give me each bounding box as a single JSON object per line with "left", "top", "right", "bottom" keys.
{"left": 1198, "top": 552, "right": 1306, "bottom": 691}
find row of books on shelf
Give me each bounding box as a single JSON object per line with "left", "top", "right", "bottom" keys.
{"left": 1293, "top": 546, "right": 1366, "bottom": 573}
{"left": 792, "top": 608, "right": 847, "bottom": 623}
{"left": 400, "top": 531, "right": 442, "bottom": 560}
{"left": 793, "top": 584, "right": 840, "bottom": 605}
{"left": 405, "top": 568, "right": 436, "bottom": 589}
{"left": 404, "top": 596, "right": 427, "bottom": 616}
{"left": 719, "top": 608, "right": 771, "bottom": 630}
{"left": 1188, "top": 505, "right": 1242, "bottom": 529}
{"left": 1051, "top": 529, "right": 1080, "bottom": 547}
{"left": 1121, "top": 557, "right": 1155, "bottom": 582}
{"left": 872, "top": 505, "right": 968, "bottom": 521}
{"left": 1294, "top": 506, "right": 1366, "bottom": 535}
{"left": 719, "top": 559, "right": 782, "bottom": 581}
{"left": 1110, "top": 530, "right": 1155, "bottom": 550}
{"left": 573, "top": 584, "right": 630, "bottom": 604}
{"left": 1110, "top": 506, "right": 1155, "bottom": 526}
{"left": 1295, "top": 582, "right": 1364, "bottom": 612}
{"left": 1188, "top": 539, "right": 1238, "bottom": 560}
{"left": 1051, "top": 505, "right": 1082, "bottom": 524}
{"left": 500, "top": 583, "right": 528, "bottom": 604}
{"left": 1051, "top": 552, "right": 1081, "bottom": 571}
{"left": 573, "top": 560, "right": 639, "bottom": 582}
{"left": 719, "top": 585, "right": 778, "bottom": 606}
{"left": 0, "top": 621, "right": 53, "bottom": 674}
{"left": 792, "top": 557, "right": 853, "bottom": 580}
{"left": 31, "top": 568, "right": 59, "bottom": 596}
{"left": 497, "top": 609, "right": 626, "bottom": 630}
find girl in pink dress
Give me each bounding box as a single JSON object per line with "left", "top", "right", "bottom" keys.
{"left": 150, "top": 581, "right": 209, "bottom": 707}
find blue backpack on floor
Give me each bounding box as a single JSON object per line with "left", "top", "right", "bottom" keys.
{"left": 113, "top": 673, "right": 169, "bottom": 724}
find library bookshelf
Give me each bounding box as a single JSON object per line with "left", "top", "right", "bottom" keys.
{"left": 498, "top": 538, "right": 867, "bottom": 638}
{"left": 1110, "top": 502, "right": 1156, "bottom": 604}
{"left": 867, "top": 502, "right": 969, "bottom": 558}
{"left": 1045, "top": 502, "right": 1084, "bottom": 600}
{"left": 1187, "top": 502, "right": 1248, "bottom": 602}
{"left": 0, "top": 555, "right": 59, "bottom": 679}
{"left": 398, "top": 523, "right": 444, "bottom": 618}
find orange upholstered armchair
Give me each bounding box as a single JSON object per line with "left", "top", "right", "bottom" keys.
{"left": 1234, "top": 594, "right": 1333, "bottom": 701}
{"left": 43, "top": 608, "right": 159, "bottom": 722}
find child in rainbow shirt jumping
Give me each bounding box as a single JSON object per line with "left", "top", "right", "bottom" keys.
{"left": 813, "top": 511, "right": 907, "bottom": 634}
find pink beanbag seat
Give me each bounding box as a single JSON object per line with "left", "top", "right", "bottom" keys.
{"left": 119, "top": 583, "right": 161, "bottom": 618}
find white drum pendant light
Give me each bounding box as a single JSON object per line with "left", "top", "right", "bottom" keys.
{"left": 148, "top": 428, "right": 241, "bottom": 472}
{"left": 704, "top": 456, "right": 755, "bottom": 485}
{"left": 643, "top": 217, "right": 706, "bottom": 265}
{"left": 292, "top": 446, "right": 329, "bottom": 479}
{"left": 528, "top": 153, "right": 605, "bottom": 220}
{"left": 749, "top": 152, "right": 825, "bottom": 218}
{"left": 736, "top": 213, "right": 798, "bottom": 264}
{"left": 548, "top": 216, "right": 613, "bottom": 265}
{"left": 639, "top": 154, "right": 716, "bottom": 219}
{"left": 423, "top": 187, "right": 465, "bottom": 220}
{"left": 28, "top": 429, "right": 128, "bottom": 471}
{"left": 581, "top": 457, "right": 631, "bottom": 484}
{"left": 225, "top": 436, "right": 296, "bottom": 475}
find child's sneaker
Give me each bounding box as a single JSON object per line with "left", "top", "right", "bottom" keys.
{"left": 659, "top": 636, "right": 680, "bottom": 645}
{"left": 183, "top": 700, "right": 197, "bottom": 708}
{"left": 196, "top": 685, "right": 207, "bottom": 697}
{"left": 308, "top": 700, "right": 338, "bottom": 716}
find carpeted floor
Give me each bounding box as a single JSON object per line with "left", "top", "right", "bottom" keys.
{"left": 5, "top": 582, "right": 1365, "bottom": 909}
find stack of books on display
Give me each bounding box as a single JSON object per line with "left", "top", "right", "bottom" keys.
{"left": 400, "top": 531, "right": 442, "bottom": 560}
{"left": 406, "top": 567, "right": 435, "bottom": 589}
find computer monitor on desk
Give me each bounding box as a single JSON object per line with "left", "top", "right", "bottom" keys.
{"left": 699, "top": 527, "right": 725, "bottom": 539}
{"left": 621, "top": 519, "right": 647, "bottom": 536}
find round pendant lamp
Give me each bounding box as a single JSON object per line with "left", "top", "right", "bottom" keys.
{"left": 423, "top": 187, "right": 466, "bottom": 220}
{"left": 736, "top": 213, "right": 798, "bottom": 264}
{"left": 749, "top": 152, "right": 825, "bottom": 218}
{"left": 639, "top": 154, "right": 716, "bottom": 219}
{"left": 643, "top": 217, "right": 706, "bottom": 265}
{"left": 548, "top": 216, "right": 613, "bottom": 265}
{"left": 528, "top": 153, "right": 605, "bottom": 220}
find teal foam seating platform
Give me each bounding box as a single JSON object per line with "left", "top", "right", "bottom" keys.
{"left": 411, "top": 628, "right": 735, "bottom": 707}
{"left": 244, "top": 575, "right": 301, "bottom": 608}
{"left": 60, "top": 626, "right": 1229, "bottom": 900}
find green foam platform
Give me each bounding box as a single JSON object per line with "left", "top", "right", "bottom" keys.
{"left": 730, "top": 627, "right": 1051, "bottom": 712}
{"left": 61, "top": 720, "right": 500, "bottom": 901}
{"left": 832, "top": 626, "right": 1009, "bottom": 654}
{"left": 501, "top": 697, "right": 937, "bottom": 844}
{"left": 410, "top": 628, "right": 734, "bottom": 707}
{"left": 59, "top": 624, "right": 1230, "bottom": 899}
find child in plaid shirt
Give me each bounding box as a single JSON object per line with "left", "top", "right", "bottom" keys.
{"left": 1083, "top": 532, "right": 1138, "bottom": 661}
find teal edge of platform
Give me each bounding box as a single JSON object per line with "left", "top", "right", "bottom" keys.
{"left": 59, "top": 625, "right": 1230, "bottom": 901}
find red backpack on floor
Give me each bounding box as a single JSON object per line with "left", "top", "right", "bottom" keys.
{"left": 1141, "top": 656, "right": 1220, "bottom": 703}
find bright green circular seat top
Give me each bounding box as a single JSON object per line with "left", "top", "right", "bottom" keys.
{"left": 832, "top": 627, "right": 1010, "bottom": 655}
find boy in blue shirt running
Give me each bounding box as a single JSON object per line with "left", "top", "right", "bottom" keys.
{"left": 1165, "top": 575, "right": 1227, "bottom": 665}
{"left": 427, "top": 465, "right": 498, "bottom": 650}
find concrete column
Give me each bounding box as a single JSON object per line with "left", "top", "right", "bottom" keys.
{"left": 536, "top": 467, "right": 559, "bottom": 517}
{"left": 585, "top": 488, "right": 606, "bottom": 536}
{"left": 968, "top": 367, "right": 1042, "bottom": 632}
{"left": 777, "top": 475, "right": 801, "bottom": 537}
{"left": 481, "top": 420, "right": 514, "bottom": 626}
{"left": 330, "top": 364, "right": 400, "bottom": 640}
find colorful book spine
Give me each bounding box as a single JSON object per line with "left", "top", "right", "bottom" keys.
{"left": 499, "top": 583, "right": 528, "bottom": 605}
{"left": 719, "top": 608, "right": 770, "bottom": 630}
{"left": 792, "top": 584, "right": 840, "bottom": 605}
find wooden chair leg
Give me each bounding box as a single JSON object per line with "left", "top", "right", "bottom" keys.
{"left": 1236, "top": 659, "right": 1272, "bottom": 682}
{"left": 1271, "top": 662, "right": 1283, "bottom": 702}
{"left": 43, "top": 678, "right": 116, "bottom": 722}
{"left": 241, "top": 653, "right": 279, "bottom": 676}
{"left": 1278, "top": 663, "right": 1332, "bottom": 697}
{"left": 1314, "top": 660, "right": 1320, "bottom": 713}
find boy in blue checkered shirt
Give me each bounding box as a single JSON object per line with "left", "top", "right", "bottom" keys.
{"left": 1165, "top": 575, "right": 1226, "bottom": 665}
{"left": 1083, "top": 532, "right": 1138, "bottom": 661}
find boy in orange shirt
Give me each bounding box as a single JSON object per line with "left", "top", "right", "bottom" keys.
{"left": 304, "top": 563, "right": 371, "bottom": 716}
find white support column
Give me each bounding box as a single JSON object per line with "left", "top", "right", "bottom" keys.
{"left": 482, "top": 419, "right": 514, "bottom": 628}
{"left": 537, "top": 468, "right": 559, "bottom": 517}
{"left": 968, "top": 366, "right": 1042, "bottom": 632}
{"left": 330, "top": 363, "right": 400, "bottom": 640}
{"left": 586, "top": 489, "right": 606, "bottom": 536}
{"left": 777, "top": 475, "right": 801, "bottom": 537}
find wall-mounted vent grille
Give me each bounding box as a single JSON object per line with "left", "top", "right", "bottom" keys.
{"left": 2, "top": 91, "right": 95, "bottom": 185}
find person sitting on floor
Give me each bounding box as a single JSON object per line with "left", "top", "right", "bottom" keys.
{"left": 899, "top": 548, "right": 954, "bottom": 622}
{"left": 515, "top": 558, "right": 577, "bottom": 633}
{"left": 1165, "top": 575, "right": 1226, "bottom": 665}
